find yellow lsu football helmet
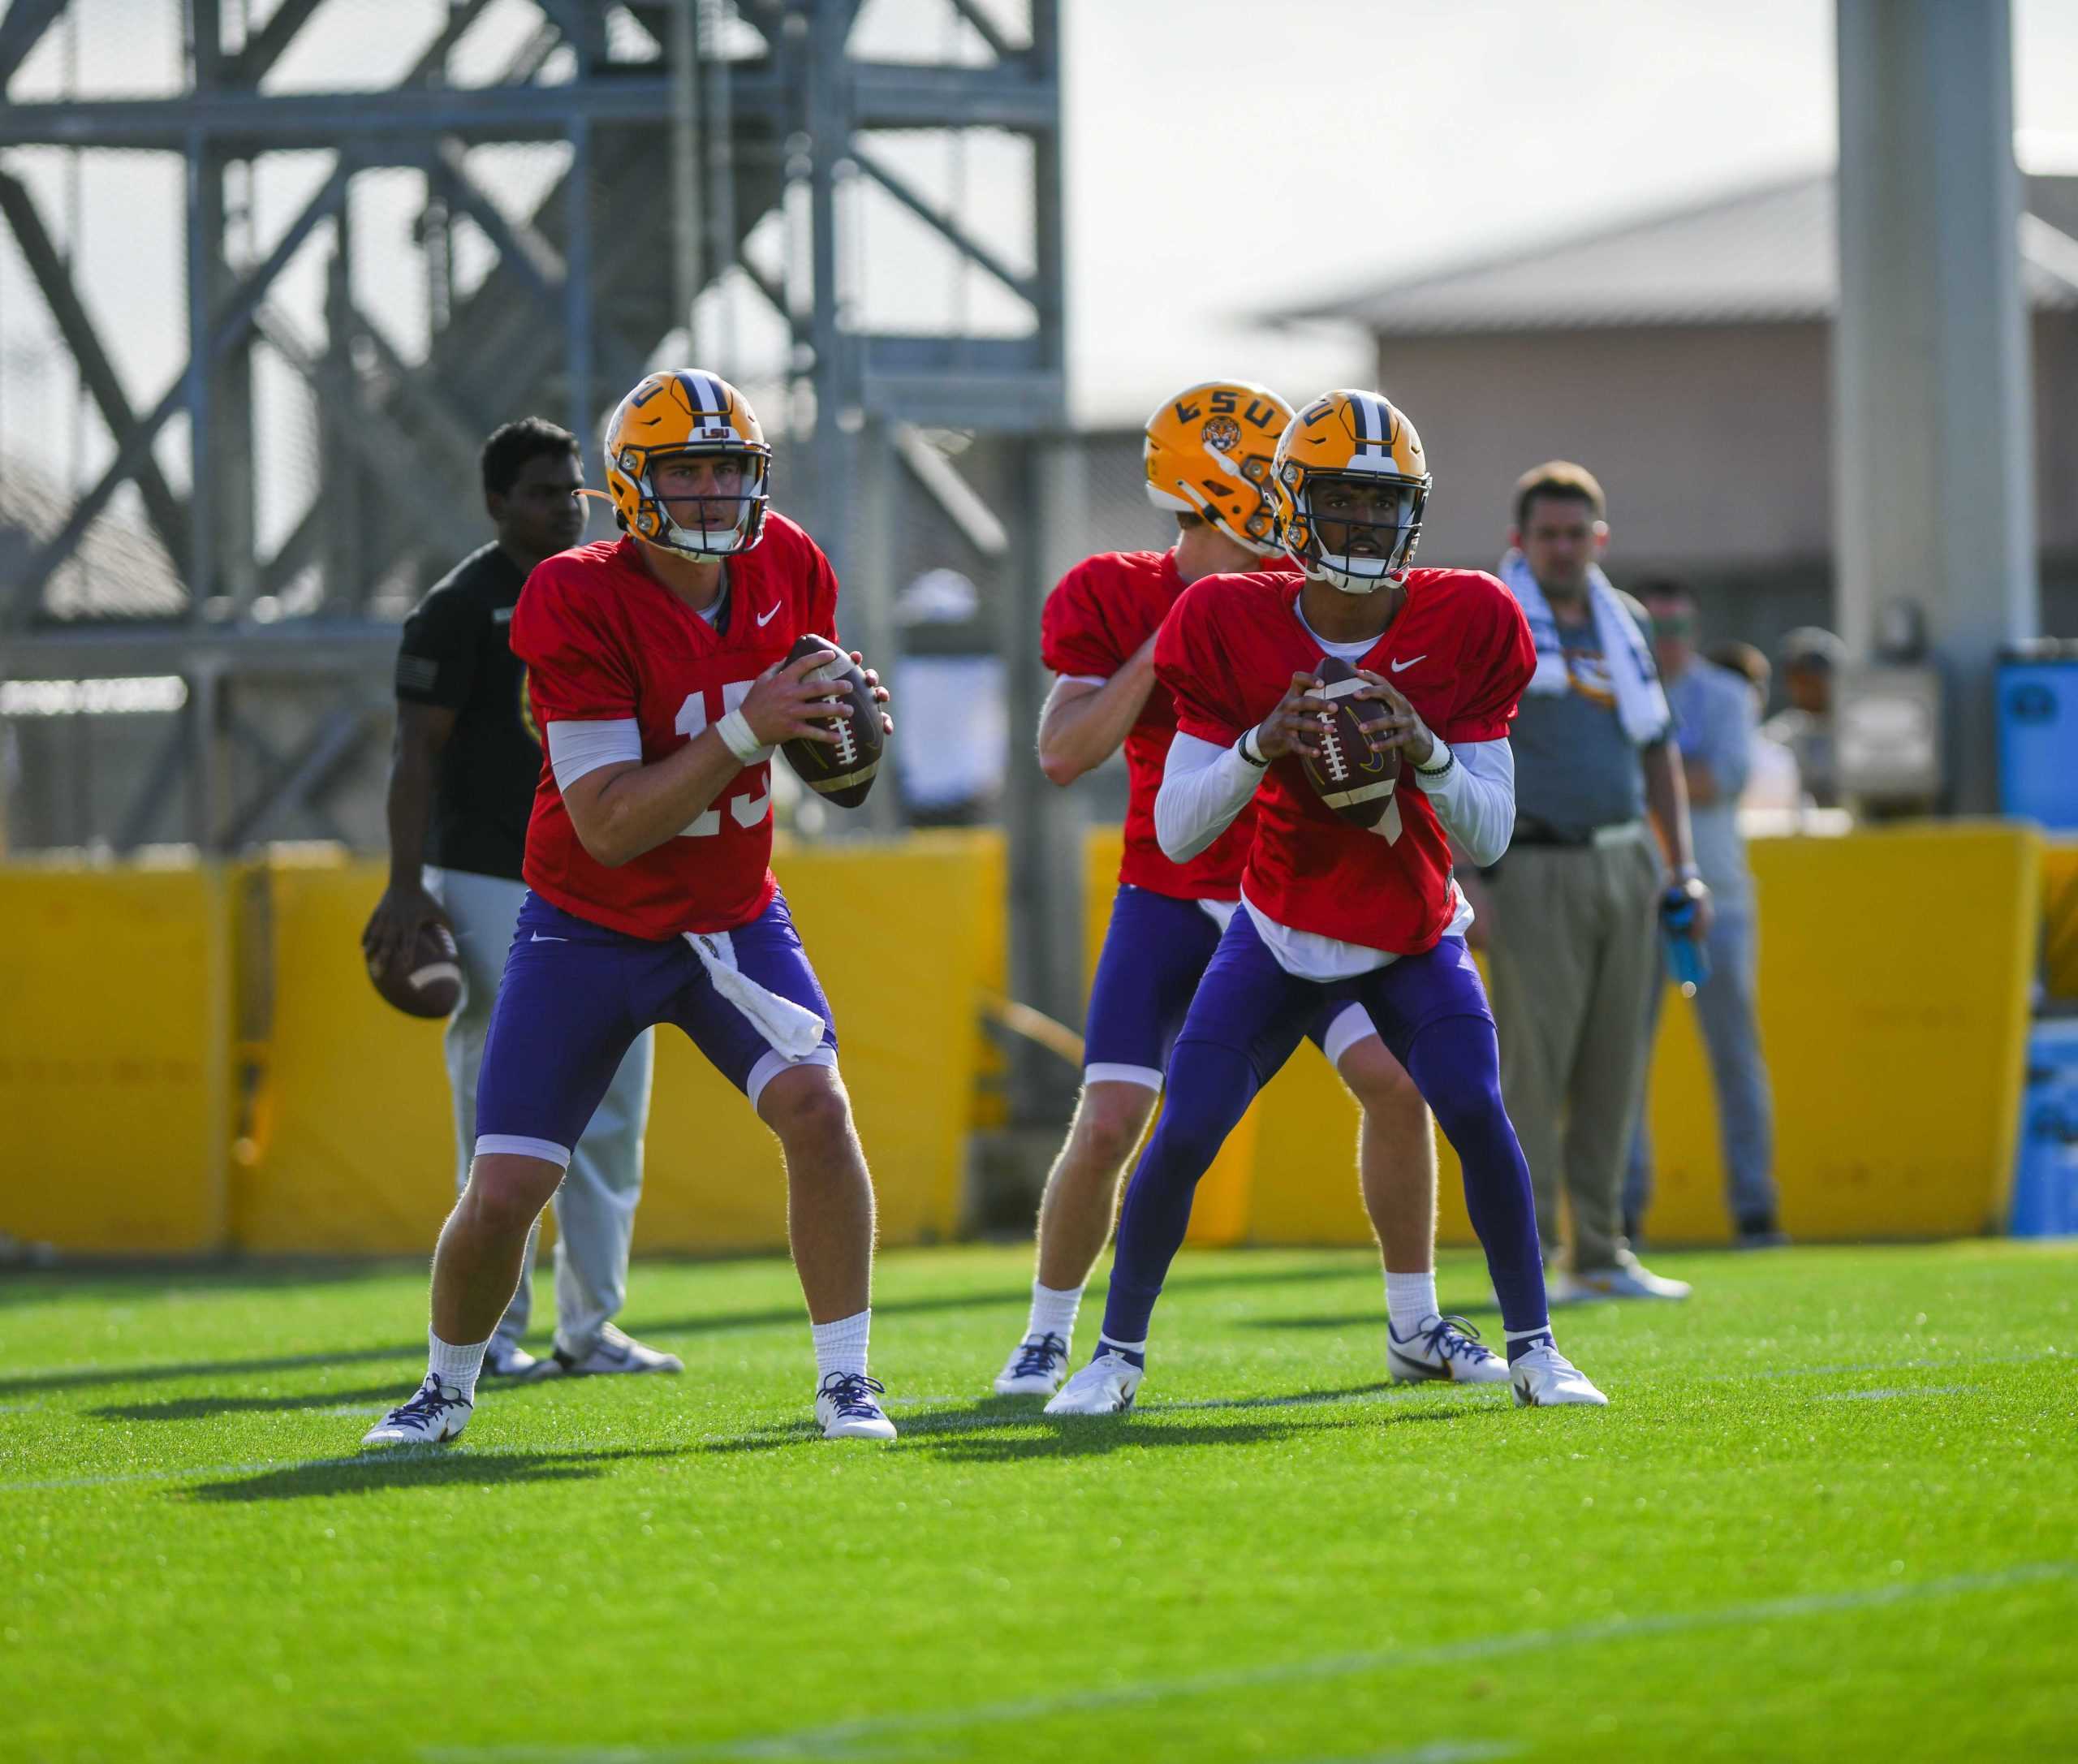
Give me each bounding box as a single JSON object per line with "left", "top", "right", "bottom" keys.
{"left": 602, "top": 369, "right": 771, "bottom": 557}
{"left": 1144, "top": 379, "right": 1292, "bottom": 558}
{"left": 1271, "top": 389, "right": 1430, "bottom": 594}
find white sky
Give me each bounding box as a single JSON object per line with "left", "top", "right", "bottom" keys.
{"left": 3, "top": 0, "right": 2077, "bottom": 502}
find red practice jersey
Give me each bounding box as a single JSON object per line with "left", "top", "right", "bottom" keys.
{"left": 1156, "top": 567, "right": 1535, "bottom": 955}
{"left": 513, "top": 519, "right": 839, "bottom": 939}
{"left": 1041, "top": 547, "right": 1297, "bottom": 899}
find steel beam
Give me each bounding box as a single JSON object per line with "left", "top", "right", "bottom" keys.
{"left": 850, "top": 141, "right": 1036, "bottom": 307}
{"left": 8, "top": 156, "right": 354, "bottom": 616}
{"left": 0, "top": 170, "right": 191, "bottom": 564}
{"left": 225, "top": 0, "right": 325, "bottom": 86}
{"left": 0, "top": 0, "right": 65, "bottom": 91}
{"left": 946, "top": 0, "right": 1020, "bottom": 63}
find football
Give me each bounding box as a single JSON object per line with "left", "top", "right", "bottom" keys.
{"left": 778, "top": 633, "right": 883, "bottom": 809}
{"left": 368, "top": 920, "right": 463, "bottom": 1019}
{"left": 1300, "top": 654, "right": 1400, "bottom": 827}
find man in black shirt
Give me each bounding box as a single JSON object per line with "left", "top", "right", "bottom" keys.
{"left": 362, "top": 419, "right": 676, "bottom": 1381}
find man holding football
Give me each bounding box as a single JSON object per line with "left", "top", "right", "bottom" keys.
{"left": 994, "top": 380, "right": 1507, "bottom": 1400}
{"left": 1047, "top": 389, "right": 1605, "bottom": 1414}
{"left": 364, "top": 369, "right": 902, "bottom": 1448}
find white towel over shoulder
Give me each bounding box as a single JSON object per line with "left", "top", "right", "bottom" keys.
{"left": 1498, "top": 549, "right": 1670, "bottom": 748}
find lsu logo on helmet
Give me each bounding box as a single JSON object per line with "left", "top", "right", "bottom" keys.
{"left": 1271, "top": 390, "right": 1431, "bottom": 595}
{"left": 1144, "top": 380, "right": 1293, "bottom": 558}
{"left": 602, "top": 369, "right": 772, "bottom": 558}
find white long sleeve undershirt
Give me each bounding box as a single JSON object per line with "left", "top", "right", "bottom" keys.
{"left": 1155, "top": 731, "right": 1517, "bottom": 869}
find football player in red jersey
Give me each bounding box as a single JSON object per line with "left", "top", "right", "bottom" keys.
{"left": 993, "top": 381, "right": 1507, "bottom": 1399}
{"left": 365, "top": 369, "right": 902, "bottom": 1447}
{"left": 1047, "top": 390, "right": 1608, "bottom": 1414}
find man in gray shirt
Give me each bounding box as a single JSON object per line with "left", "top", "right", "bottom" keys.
{"left": 1473, "top": 463, "right": 1709, "bottom": 1300}
{"left": 1625, "top": 582, "right": 1781, "bottom": 1246}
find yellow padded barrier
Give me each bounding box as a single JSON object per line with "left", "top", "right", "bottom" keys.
{"left": 0, "top": 865, "right": 232, "bottom": 1253}
{"left": 1236, "top": 823, "right": 2044, "bottom": 1248}
{"left": 246, "top": 835, "right": 1002, "bottom": 1256}
{"left": 2042, "top": 841, "right": 2078, "bottom": 1001}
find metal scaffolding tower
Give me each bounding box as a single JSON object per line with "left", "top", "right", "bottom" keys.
{"left": 0, "top": 0, "right": 1067, "bottom": 855}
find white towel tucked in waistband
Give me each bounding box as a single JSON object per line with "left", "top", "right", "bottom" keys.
{"left": 1498, "top": 548, "right": 1670, "bottom": 748}
{"left": 683, "top": 929, "right": 827, "bottom": 1059}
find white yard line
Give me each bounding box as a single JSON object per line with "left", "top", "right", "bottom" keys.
{"left": 423, "top": 1562, "right": 2076, "bottom": 1763}
{"left": 1813, "top": 1386, "right": 1973, "bottom": 1402}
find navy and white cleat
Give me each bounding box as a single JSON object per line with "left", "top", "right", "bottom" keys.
{"left": 527, "top": 1323, "right": 683, "bottom": 1380}
{"left": 993, "top": 1331, "right": 1070, "bottom": 1396}
{"left": 362, "top": 1375, "right": 473, "bottom": 1447}
{"left": 1043, "top": 1348, "right": 1143, "bottom": 1416}
{"left": 1510, "top": 1343, "right": 1609, "bottom": 1408}
{"left": 1387, "top": 1313, "right": 1510, "bottom": 1385}
{"left": 817, "top": 1372, "right": 898, "bottom": 1441}
{"left": 482, "top": 1339, "right": 540, "bottom": 1379}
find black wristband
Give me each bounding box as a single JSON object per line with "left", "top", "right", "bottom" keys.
{"left": 1238, "top": 727, "right": 1270, "bottom": 768}
{"left": 1413, "top": 745, "right": 1455, "bottom": 780}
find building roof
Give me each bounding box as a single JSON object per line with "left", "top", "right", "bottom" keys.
{"left": 1285, "top": 172, "right": 2078, "bottom": 336}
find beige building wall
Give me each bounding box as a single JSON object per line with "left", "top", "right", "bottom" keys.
{"left": 1373, "top": 313, "right": 2076, "bottom": 573}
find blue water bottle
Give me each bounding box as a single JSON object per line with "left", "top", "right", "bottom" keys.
{"left": 1660, "top": 878, "right": 1711, "bottom": 998}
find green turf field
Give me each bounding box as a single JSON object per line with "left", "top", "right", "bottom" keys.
{"left": 1, "top": 1241, "right": 2072, "bottom": 1762}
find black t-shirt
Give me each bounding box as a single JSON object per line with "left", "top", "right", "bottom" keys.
{"left": 394, "top": 543, "right": 544, "bottom": 882}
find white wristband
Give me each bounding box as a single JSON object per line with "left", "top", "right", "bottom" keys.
{"left": 1238, "top": 725, "right": 1270, "bottom": 768}
{"left": 715, "top": 707, "right": 765, "bottom": 765}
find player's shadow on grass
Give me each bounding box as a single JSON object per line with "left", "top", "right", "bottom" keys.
{"left": 180, "top": 1446, "right": 680, "bottom": 1503}
{"left": 0, "top": 1257, "right": 1379, "bottom": 1400}
{"left": 86, "top": 1380, "right": 567, "bottom": 1424}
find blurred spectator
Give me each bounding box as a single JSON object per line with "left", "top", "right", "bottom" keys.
{"left": 1478, "top": 463, "right": 1705, "bottom": 1302}
{"left": 1709, "top": 641, "right": 1803, "bottom": 812}
{"left": 1764, "top": 627, "right": 1847, "bottom": 807}
{"left": 1623, "top": 584, "right": 1783, "bottom": 1249}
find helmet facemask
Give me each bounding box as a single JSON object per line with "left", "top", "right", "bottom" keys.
{"left": 1286, "top": 468, "right": 1426, "bottom": 596}
{"left": 619, "top": 443, "right": 770, "bottom": 559}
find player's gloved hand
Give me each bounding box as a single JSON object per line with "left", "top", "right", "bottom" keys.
{"left": 741, "top": 649, "right": 853, "bottom": 746}
{"left": 1350, "top": 671, "right": 1436, "bottom": 768}
{"left": 852, "top": 650, "right": 895, "bottom": 737}
{"left": 361, "top": 883, "right": 451, "bottom": 978}
{"left": 1252, "top": 671, "right": 1334, "bottom": 761}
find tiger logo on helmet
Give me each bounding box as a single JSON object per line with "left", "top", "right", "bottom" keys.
{"left": 1271, "top": 390, "right": 1431, "bottom": 595}
{"left": 601, "top": 369, "right": 772, "bottom": 558}
{"left": 1144, "top": 379, "right": 1292, "bottom": 559}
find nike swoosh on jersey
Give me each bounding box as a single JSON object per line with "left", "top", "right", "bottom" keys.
{"left": 756, "top": 602, "right": 782, "bottom": 627}
{"left": 1390, "top": 655, "right": 1426, "bottom": 673}
{"left": 530, "top": 932, "right": 568, "bottom": 942}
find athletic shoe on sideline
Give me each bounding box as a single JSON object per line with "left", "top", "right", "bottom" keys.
{"left": 362, "top": 1375, "right": 472, "bottom": 1447}
{"left": 1574, "top": 1257, "right": 1692, "bottom": 1300}
{"left": 1510, "top": 1344, "right": 1609, "bottom": 1408}
{"left": 993, "top": 1331, "right": 1070, "bottom": 1396}
{"left": 817, "top": 1371, "right": 898, "bottom": 1440}
{"left": 482, "top": 1339, "right": 540, "bottom": 1379}
{"left": 1043, "top": 1348, "right": 1143, "bottom": 1415}
{"left": 527, "top": 1322, "right": 684, "bottom": 1379}
{"left": 1386, "top": 1313, "right": 1510, "bottom": 1385}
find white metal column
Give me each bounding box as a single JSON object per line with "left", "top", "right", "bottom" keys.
{"left": 1834, "top": 0, "right": 2038, "bottom": 810}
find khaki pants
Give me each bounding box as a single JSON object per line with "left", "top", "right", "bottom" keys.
{"left": 1485, "top": 835, "right": 1662, "bottom": 1274}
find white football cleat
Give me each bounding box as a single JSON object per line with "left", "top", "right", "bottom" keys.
{"left": 1574, "top": 1257, "right": 1691, "bottom": 1301}
{"left": 362, "top": 1375, "right": 473, "bottom": 1447}
{"left": 1509, "top": 1342, "right": 1609, "bottom": 1408}
{"left": 481, "top": 1338, "right": 540, "bottom": 1379}
{"left": 1386, "top": 1313, "right": 1510, "bottom": 1385}
{"left": 817, "top": 1372, "right": 898, "bottom": 1441}
{"left": 527, "top": 1322, "right": 683, "bottom": 1379}
{"left": 993, "top": 1331, "right": 1070, "bottom": 1396}
{"left": 1043, "top": 1349, "right": 1143, "bottom": 1415}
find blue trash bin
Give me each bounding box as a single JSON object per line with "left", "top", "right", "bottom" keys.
{"left": 2011, "top": 1018, "right": 2078, "bottom": 1236}
{"left": 1998, "top": 647, "right": 2078, "bottom": 830}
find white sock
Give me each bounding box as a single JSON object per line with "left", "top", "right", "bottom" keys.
{"left": 1385, "top": 1270, "right": 1440, "bottom": 1339}
{"left": 428, "top": 1329, "right": 488, "bottom": 1404}
{"left": 1025, "top": 1281, "right": 1082, "bottom": 1346}
{"left": 812, "top": 1309, "right": 871, "bottom": 1383}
